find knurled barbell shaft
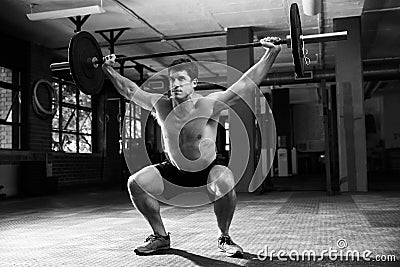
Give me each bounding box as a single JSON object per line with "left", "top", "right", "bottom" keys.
{"left": 112, "top": 38, "right": 289, "bottom": 63}
{"left": 50, "top": 39, "right": 288, "bottom": 71}
{"left": 112, "top": 31, "right": 347, "bottom": 62}
{"left": 50, "top": 31, "right": 347, "bottom": 71}
{"left": 50, "top": 62, "right": 71, "bottom": 71}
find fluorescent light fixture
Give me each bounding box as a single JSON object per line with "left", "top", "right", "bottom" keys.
{"left": 27, "top": 5, "right": 105, "bottom": 21}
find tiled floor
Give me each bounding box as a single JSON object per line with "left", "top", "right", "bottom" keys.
{"left": 0, "top": 189, "right": 399, "bottom": 266}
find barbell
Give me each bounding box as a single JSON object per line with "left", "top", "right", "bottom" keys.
{"left": 50, "top": 3, "right": 347, "bottom": 95}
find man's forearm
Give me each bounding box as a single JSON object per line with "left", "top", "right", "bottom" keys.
{"left": 102, "top": 65, "right": 137, "bottom": 100}
{"left": 244, "top": 48, "right": 280, "bottom": 86}
{"left": 215, "top": 48, "right": 280, "bottom": 107}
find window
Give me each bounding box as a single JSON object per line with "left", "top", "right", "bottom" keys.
{"left": 0, "top": 66, "right": 21, "bottom": 149}
{"left": 51, "top": 79, "right": 92, "bottom": 153}
{"left": 124, "top": 101, "right": 142, "bottom": 140}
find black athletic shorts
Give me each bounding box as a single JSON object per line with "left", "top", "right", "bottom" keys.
{"left": 154, "top": 155, "right": 228, "bottom": 187}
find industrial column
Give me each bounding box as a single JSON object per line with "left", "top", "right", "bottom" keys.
{"left": 227, "top": 27, "right": 257, "bottom": 192}
{"left": 334, "top": 17, "right": 368, "bottom": 192}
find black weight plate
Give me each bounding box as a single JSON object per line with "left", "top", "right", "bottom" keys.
{"left": 69, "top": 31, "right": 104, "bottom": 95}
{"left": 290, "top": 3, "right": 304, "bottom": 77}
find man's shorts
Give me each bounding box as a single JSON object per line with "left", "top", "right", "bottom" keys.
{"left": 154, "top": 155, "right": 228, "bottom": 188}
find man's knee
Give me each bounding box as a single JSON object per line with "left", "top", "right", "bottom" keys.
{"left": 207, "top": 165, "right": 235, "bottom": 197}
{"left": 127, "top": 166, "right": 164, "bottom": 196}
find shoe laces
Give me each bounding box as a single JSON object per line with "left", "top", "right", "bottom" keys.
{"left": 219, "top": 235, "right": 235, "bottom": 246}
{"left": 145, "top": 233, "right": 169, "bottom": 243}
{"left": 145, "top": 234, "right": 158, "bottom": 243}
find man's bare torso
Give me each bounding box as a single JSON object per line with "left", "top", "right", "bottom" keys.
{"left": 154, "top": 94, "right": 219, "bottom": 172}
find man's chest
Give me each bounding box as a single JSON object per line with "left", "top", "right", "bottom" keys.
{"left": 159, "top": 104, "right": 216, "bottom": 139}
{"left": 164, "top": 111, "right": 212, "bottom": 136}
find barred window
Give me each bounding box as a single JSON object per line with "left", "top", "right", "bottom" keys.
{"left": 0, "top": 66, "right": 21, "bottom": 149}
{"left": 51, "top": 79, "right": 92, "bottom": 153}
{"left": 124, "top": 101, "right": 142, "bottom": 140}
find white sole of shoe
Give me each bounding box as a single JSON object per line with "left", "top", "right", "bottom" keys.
{"left": 134, "top": 246, "right": 170, "bottom": 255}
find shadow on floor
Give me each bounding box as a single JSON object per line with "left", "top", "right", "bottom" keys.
{"left": 137, "top": 248, "right": 257, "bottom": 266}
{"left": 135, "top": 249, "right": 399, "bottom": 267}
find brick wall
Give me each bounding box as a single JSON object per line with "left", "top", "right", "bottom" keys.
{"left": 0, "top": 150, "right": 109, "bottom": 193}
{"left": 0, "top": 67, "right": 13, "bottom": 148}
{"left": 27, "top": 43, "right": 53, "bottom": 151}
{"left": 51, "top": 153, "right": 103, "bottom": 186}
{"left": 0, "top": 34, "right": 120, "bottom": 195}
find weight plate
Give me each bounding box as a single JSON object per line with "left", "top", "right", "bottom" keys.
{"left": 68, "top": 31, "right": 104, "bottom": 95}
{"left": 290, "top": 3, "right": 305, "bottom": 77}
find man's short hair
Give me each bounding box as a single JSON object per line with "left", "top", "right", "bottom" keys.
{"left": 168, "top": 58, "right": 198, "bottom": 80}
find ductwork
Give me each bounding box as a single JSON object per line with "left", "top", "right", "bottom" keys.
{"left": 261, "top": 69, "right": 335, "bottom": 86}
{"left": 196, "top": 61, "right": 400, "bottom": 90}
{"left": 259, "top": 65, "right": 400, "bottom": 86}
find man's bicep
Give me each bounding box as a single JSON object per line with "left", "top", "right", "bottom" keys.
{"left": 129, "top": 88, "right": 164, "bottom": 111}
{"left": 208, "top": 82, "right": 245, "bottom": 107}
{"left": 207, "top": 92, "right": 235, "bottom": 115}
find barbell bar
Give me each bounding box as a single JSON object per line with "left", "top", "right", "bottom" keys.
{"left": 50, "top": 31, "right": 347, "bottom": 71}
{"left": 50, "top": 3, "right": 348, "bottom": 95}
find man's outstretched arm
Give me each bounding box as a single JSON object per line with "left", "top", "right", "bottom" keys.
{"left": 209, "top": 37, "right": 281, "bottom": 108}
{"left": 102, "top": 54, "right": 163, "bottom": 110}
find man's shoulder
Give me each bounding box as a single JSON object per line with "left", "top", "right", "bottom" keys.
{"left": 154, "top": 96, "right": 173, "bottom": 116}
{"left": 192, "top": 95, "right": 213, "bottom": 109}
{"left": 194, "top": 93, "right": 214, "bottom": 103}
{"left": 154, "top": 95, "right": 171, "bottom": 106}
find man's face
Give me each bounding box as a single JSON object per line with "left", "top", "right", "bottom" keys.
{"left": 169, "top": 70, "right": 197, "bottom": 100}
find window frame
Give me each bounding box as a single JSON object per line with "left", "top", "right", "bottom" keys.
{"left": 51, "top": 78, "right": 93, "bottom": 153}
{"left": 124, "top": 100, "right": 142, "bottom": 141}
{"left": 0, "top": 67, "right": 22, "bottom": 150}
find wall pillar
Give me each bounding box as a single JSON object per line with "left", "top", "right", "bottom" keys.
{"left": 334, "top": 17, "right": 367, "bottom": 192}
{"left": 226, "top": 27, "right": 256, "bottom": 192}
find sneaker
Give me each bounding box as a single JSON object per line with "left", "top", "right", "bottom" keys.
{"left": 218, "top": 234, "right": 243, "bottom": 257}
{"left": 134, "top": 233, "right": 171, "bottom": 255}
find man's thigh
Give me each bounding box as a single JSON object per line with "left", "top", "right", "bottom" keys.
{"left": 207, "top": 165, "right": 235, "bottom": 197}
{"left": 129, "top": 165, "right": 165, "bottom": 195}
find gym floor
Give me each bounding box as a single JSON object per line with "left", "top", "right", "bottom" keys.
{"left": 1, "top": 189, "right": 399, "bottom": 266}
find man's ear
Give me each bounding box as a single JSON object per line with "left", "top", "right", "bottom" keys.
{"left": 192, "top": 78, "right": 198, "bottom": 88}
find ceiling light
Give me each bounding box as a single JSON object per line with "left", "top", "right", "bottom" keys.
{"left": 27, "top": 5, "right": 105, "bottom": 21}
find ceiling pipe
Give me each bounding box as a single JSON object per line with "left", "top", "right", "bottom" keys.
{"left": 363, "top": 57, "right": 400, "bottom": 65}
{"left": 363, "top": 66, "right": 400, "bottom": 81}
{"left": 102, "top": 31, "right": 226, "bottom": 47}
{"left": 55, "top": 31, "right": 227, "bottom": 51}
{"left": 363, "top": 6, "right": 400, "bottom": 14}
{"left": 260, "top": 66, "right": 400, "bottom": 86}
{"left": 260, "top": 69, "right": 335, "bottom": 86}
{"left": 195, "top": 64, "right": 400, "bottom": 89}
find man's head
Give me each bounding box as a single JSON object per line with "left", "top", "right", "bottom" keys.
{"left": 168, "top": 58, "right": 198, "bottom": 100}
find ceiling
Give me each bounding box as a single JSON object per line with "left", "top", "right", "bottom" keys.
{"left": 0, "top": 0, "right": 399, "bottom": 82}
